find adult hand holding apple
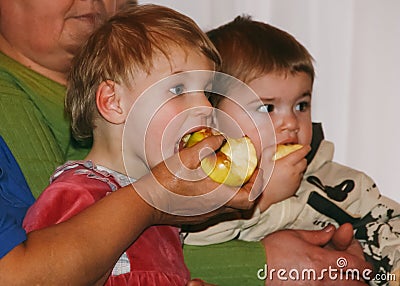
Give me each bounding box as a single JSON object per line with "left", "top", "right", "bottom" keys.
{"left": 133, "top": 133, "right": 262, "bottom": 217}
{"left": 182, "top": 128, "right": 258, "bottom": 187}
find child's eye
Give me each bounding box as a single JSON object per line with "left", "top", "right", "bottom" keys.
{"left": 169, "top": 84, "right": 185, "bottom": 96}
{"left": 257, "top": 104, "right": 274, "bottom": 113}
{"left": 295, "top": 101, "right": 310, "bottom": 112}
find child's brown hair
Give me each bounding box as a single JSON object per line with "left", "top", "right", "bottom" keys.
{"left": 66, "top": 4, "right": 221, "bottom": 142}
{"left": 207, "top": 15, "right": 314, "bottom": 88}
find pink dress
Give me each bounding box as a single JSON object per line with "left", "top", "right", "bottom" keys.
{"left": 23, "top": 161, "right": 190, "bottom": 285}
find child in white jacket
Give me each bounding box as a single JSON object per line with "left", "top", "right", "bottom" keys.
{"left": 184, "top": 16, "right": 400, "bottom": 286}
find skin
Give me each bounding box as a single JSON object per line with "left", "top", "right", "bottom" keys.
{"left": 217, "top": 72, "right": 313, "bottom": 210}
{"left": 262, "top": 224, "right": 371, "bottom": 286}
{"left": 0, "top": 135, "right": 258, "bottom": 285}
{"left": 217, "top": 71, "right": 371, "bottom": 285}
{"left": 247, "top": 72, "right": 313, "bottom": 209}
{"left": 0, "top": 1, "right": 256, "bottom": 285}
{"left": 0, "top": 0, "right": 119, "bottom": 84}
{"left": 0, "top": 1, "right": 369, "bottom": 284}
{"left": 89, "top": 47, "right": 215, "bottom": 178}
{"left": 64, "top": 46, "right": 248, "bottom": 284}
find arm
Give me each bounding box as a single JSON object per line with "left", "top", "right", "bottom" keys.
{"left": 0, "top": 185, "right": 154, "bottom": 286}
{"left": 0, "top": 135, "right": 257, "bottom": 285}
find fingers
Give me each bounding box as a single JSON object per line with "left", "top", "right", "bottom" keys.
{"left": 223, "top": 169, "right": 261, "bottom": 210}
{"left": 284, "top": 146, "right": 310, "bottom": 177}
{"left": 271, "top": 145, "right": 310, "bottom": 179}
{"left": 331, "top": 223, "right": 354, "bottom": 251}
{"left": 194, "top": 134, "right": 225, "bottom": 157}
{"left": 225, "top": 193, "right": 251, "bottom": 210}
{"left": 296, "top": 224, "right": 336, "bottom": 246}
{"left": 247, "top": 168, "right": 264, "bottom": 201}
{"left": 282, "top": 145, "right": 311, "bottom": 164}
{"left": 261, "top": 144, "right": 276, "bottom": 162}
{"left": 225, "top": 183, "right": 255, "bottom": 210}
{"left": 179, "top": 135, "right": 225, "bottom": 169}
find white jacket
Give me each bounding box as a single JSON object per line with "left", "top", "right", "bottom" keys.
{"left": 184, "top": 140, "right": 400, "bottom": 285}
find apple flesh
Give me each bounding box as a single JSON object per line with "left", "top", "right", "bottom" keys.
{"left": 201, "top": 137, "right": 257, "bottom": 186}
{"left": 184, "top": 129, "right": 257, "bottom": 186}
{"left": 273, "top": 144, "right": 303, "bottom": 161}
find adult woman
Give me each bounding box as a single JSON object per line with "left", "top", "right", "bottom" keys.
{"left": 0, "top": 0, "right": 130, "bottom": 197}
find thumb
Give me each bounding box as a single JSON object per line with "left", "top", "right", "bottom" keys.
{"left": 180, "top": 135, "right": 225, "bottom": 169}
{"left": 193, "top": 134, "right": 225, "bottom": 161}
{"left": 297, "top": 224, "right": 336, "bottom": 246}
{"left": 331, "top": 223, "right": 354, "bottom": 250}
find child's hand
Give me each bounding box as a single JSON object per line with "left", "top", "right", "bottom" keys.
{"left": 258, "top": 144, "right": 311, "bottom": 212}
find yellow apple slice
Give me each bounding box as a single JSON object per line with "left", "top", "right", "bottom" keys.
{"left": 273, "top": 144, "right": 303, "bottom": 161}
{"left": 200, "top": 137, "right": 257, "bottom": 186}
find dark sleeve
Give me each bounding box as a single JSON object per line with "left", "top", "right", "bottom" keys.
{"left": 0, "top": 136, "right": 35, "bottom": 257}
{"left": 0, "top": 210, "right": 27, "bottom": 258}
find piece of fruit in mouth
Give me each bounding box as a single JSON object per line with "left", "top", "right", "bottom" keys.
{"left": 182, "top": 128, "right": 214, "bottom": 148}
{"left": 273, "top": 144, "right": 303, "bottom": 161}
{"left": 183, "top": 128, "right": 257, "bottom": 186}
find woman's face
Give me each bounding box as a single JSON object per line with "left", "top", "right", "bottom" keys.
{"left": 0, "top": 0, "right": 120, "bottom": 81}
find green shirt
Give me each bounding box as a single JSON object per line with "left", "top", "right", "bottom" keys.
{"left": 0, "top": 52, "right": 89, "bottom": 198}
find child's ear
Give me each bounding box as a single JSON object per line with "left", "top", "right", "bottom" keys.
{"left": 96, "top": 80, "right": 126, "bottom": 124}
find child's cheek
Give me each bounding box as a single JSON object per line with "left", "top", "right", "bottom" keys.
{"left": 299, "top": 118, "right": 313, "bottom": 146}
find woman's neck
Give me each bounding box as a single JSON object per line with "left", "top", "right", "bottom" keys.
{"left": 0, "top": 35, "right": 68, "bottom": 85}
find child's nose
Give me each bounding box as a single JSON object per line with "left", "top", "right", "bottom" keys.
{"left": 190, "top": 92, "right": 213, "bottom": 117}
{"left": 279, "top": 111, "right": 299, "bottom": 133}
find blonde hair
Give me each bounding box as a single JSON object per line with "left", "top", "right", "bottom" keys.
{"left": 207, "top": 16, "right": 314, "bottom": 86}
{"left": 66, "top": 4, "right": 221, "bottom": 142}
